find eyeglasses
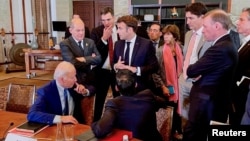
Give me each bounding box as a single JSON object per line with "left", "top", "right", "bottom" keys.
{"left": 148, "top": 29, "right": 160, "bottom": 33}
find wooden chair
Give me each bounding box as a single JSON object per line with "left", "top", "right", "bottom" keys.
{"left": 81, "top": 95, "right": 96, "bottom": 126}
{"left": 156, "top": 106, "right": 174, "bottom": 141}
{"left": 0, "top": 86, "right": 8, "bottom": 110}
{"left": 6, "top": 83, "right": 36, "bottom": 113}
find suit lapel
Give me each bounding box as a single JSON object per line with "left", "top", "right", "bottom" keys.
{"left": 239, "top": 40, "right": 250, "bottom": 55}
{"left": 50, "top": 80, "right": 64, "bottom": 114}
{"left": 183, "top": 31, "right": 193, "bottom": 56}
{"left": 69, "top": 37, "right": 84, "bottom": 56}
{"left": 197, "top": 35, "right": 205, "bottom": 52}
{"left": 131, "top": 37, "right": 140, "bottom": 65}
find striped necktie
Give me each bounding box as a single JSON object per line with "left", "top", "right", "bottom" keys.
{"left": 63, "top": 89, "right": 69, "bottom": 115}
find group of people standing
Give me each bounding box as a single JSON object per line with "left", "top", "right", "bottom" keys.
{"left": 26, "top": 2, "right": 250, "bottom": 141}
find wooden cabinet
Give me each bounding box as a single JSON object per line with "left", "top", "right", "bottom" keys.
{"left": 131, "top": 2, "right": 222, "bottom": 43}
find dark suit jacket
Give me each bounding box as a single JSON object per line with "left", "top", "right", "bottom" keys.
{"left": 113, "top": 36, "right": 159, "bottom": 91}
{"left": 187, "top": 35, "right": 238, "bottom": 98}
{"left": 27, "top": 80, "right": 86, "bottom": 125}
{"left": 91, "top": 89, "right": 164, "bottom": 141}
{"left": 235, "top": 40, "right": 250, "bottom": 82}
{"left": 60, "top": 36, "right": 101, "bottom": 85}
{"left": 187, "top": 34, "right": 238, "bottom": 122}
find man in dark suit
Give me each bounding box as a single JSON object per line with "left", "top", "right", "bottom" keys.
{"left": 182, "top": 9, "right": 238, "bottom": 141}
{"left": 148, "top": 23, "right": 164, "bottom": 52}
{"left": 27, "top": 61, "right": 95, "bottom": 125}
{"left": 113, "top": 15, "right": 159, "bottom": 92}
{"left": 230, "top": 7, "right": 250, "bottom": 125}
{"left": 91, "top": 69, "right": 165, "bottom": 141}
{"left": 90, "top": 7, "right": 120, "bottom": 121}
{"left": 60, "top": 18, "right": 101, "bottom": 85}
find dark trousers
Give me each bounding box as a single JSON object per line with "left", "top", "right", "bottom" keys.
{"left": 229, "top": 82, "right": 249, "bottom": 125}
{"left": 93, "top": 68, "right": 119, "bottom": 121}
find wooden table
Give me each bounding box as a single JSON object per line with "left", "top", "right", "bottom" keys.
{"left": 0, "top": 110, "right": 141, "bottom": 141}
{"left": 23, "top": 48, "right": 61, "bottom": 78}
{"left": 0, "top": 110, "right": 90, "bottom": 140}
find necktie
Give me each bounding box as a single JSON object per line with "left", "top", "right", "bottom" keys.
{"left": 153, "top": 42, "right": 158, "bottom": 48}
{"left": 183, "top": 32, "right": 197, "bottom": 79}
{"left": 108, "top": 37, "right": 114, "bottom": 65}
{"left": 124, "top": 42, "right": 130, "bottom": 65}
{"left": 63, "top": 89, "right": 69, "bottom": 115}
{"left": 78, "top": 41, "right": 84, "bottom": 55}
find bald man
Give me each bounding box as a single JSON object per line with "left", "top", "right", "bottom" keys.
{"left": 60, "top": 18, "right": 101, "bottom": 86}
{"left": 27, "top": 61, "right": 95, "bottom": 125}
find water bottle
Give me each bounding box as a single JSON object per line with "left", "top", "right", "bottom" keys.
{"left": 122, "top": 134, "right": 129, "bottom": 141}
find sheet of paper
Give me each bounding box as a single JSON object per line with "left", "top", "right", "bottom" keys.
{"left": 5, "top": 133, "right": 37, "bottom": 141}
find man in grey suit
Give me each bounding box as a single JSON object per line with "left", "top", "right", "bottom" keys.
{"left": 60, "top": 18, "right": 101, "bottom": 85}
{"left": 178, "top": 2, "right": 212, "bottom": 124}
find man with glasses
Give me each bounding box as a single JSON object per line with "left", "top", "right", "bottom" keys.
{"left": 148, "top": 23, "right": 164, "bottom": 53}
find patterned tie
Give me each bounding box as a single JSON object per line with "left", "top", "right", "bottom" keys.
{"left": 108, "top": 37, "right": 114, "bottom": 65}
{"left": 78, "top": 41, "right": 84, "bottom": 55}
{"left": 124, "top": 42, "right": 130, "bottom": 65}
{"left": 63, "top": 89, "right": 69, "bottom": 115}
{"left": 183, "top": 32, "right": 197, "bottom": 79}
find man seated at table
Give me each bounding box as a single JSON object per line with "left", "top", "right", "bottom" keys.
{"left": 27, "top": 61, "right": 95, "bottom": 125}
{"left": 91, "top": 69, "right": 165, "bottom": 141}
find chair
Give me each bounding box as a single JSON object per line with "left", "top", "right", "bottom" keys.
{"left": 0, "top": 86, "right": 8, "bottom": 110}
{"left": 81, "top": 95, "right": 96, "bottom": 126}
{"left": 156, "top": 106, "right": 174, "bottom": 141}
{"left": 6, "top": 83, "right": 36, "bottom": 113}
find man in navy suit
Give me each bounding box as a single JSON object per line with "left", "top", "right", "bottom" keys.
{"left": 182, "top": 9, "right": 238, "bottom": 141}
{"left": 27, "top": 61, "right": 95, "bottom": 125}
{"left": 113, "top": 15, "right": 159, "bottom": 92}
{"left": 60, "top": 18, "right": 101, "bottom": 85}
{"left": 231, "top": 7, "right": 250, "bottom": 125}
{"left": 91, "top": 69, "right": 165, "bottom": 141}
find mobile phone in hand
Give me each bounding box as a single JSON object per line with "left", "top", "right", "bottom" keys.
{"left": 167, "top": 85, "right": 175, "bottom": 94}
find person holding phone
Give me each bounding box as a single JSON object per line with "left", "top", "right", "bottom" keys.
{"left": 152, "top": 24, "right": 184, "bottom": 140}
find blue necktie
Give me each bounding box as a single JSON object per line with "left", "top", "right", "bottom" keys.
{"left": 124, "top": 42, "right": 130, "bottom": 65}
{"left": 63, "top": 89, "right": 69, "bottom": 115}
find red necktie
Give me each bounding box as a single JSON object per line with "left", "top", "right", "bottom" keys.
{"left": 183, "top": 32, "right": 197, "bottom": 79}
{"left": 108, "top": 37, "right": 113, "bottom": 65}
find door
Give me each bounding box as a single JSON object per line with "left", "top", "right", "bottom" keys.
{"left": 73, "top": 0, "right": 113, "bottom": 31}
{"left": 73, "top": 1, "right": 94, "bottom": 31}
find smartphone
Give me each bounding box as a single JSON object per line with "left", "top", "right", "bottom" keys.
{"left": 167, "top": 85, "right": 175, "bottom": 94}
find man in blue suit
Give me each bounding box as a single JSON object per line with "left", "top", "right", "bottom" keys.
{"left": 27, "top": 61, "right": 95, "bottom": 125}
{"left": 113, "top": 15, "right": 159, "bottom": 92}
{"left": 182, "top": 9, "right": 238, "bottom": 141}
